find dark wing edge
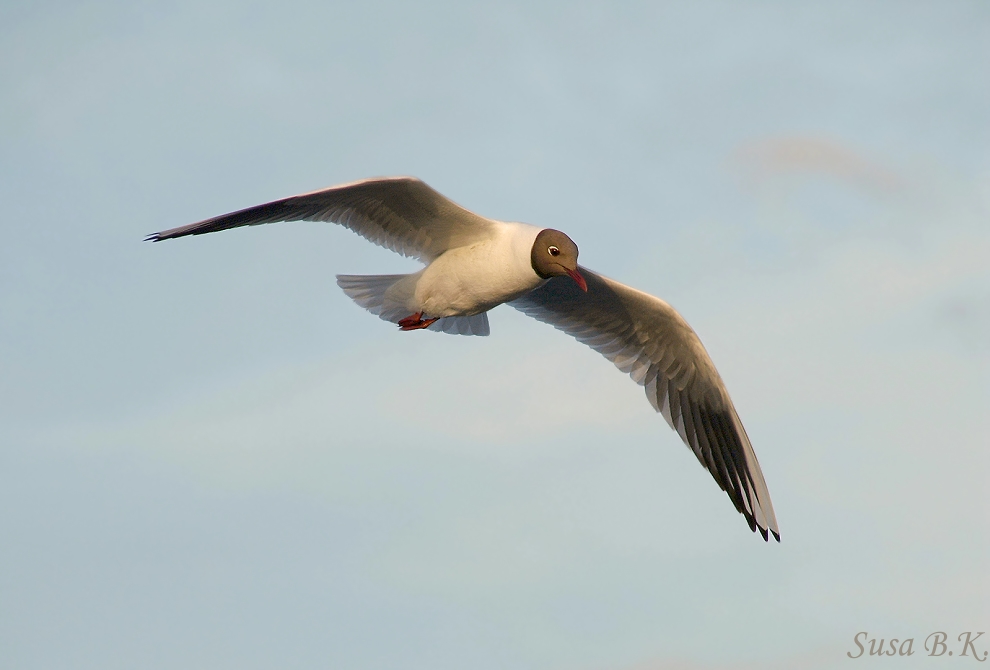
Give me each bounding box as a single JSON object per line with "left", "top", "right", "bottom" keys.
{"left": 511, "top": 267, "right": 780, "bottom": 542}
{"left": 145, "top": 176, "right": 496, "bottom": 262}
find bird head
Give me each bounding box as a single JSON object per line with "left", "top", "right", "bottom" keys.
{"left": 530, "top": 229, "right": 587, "bottom": 291}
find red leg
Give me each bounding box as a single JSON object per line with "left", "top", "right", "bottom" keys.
{"left": 397, "top": 312, "right": 424, "bottom": 328}
{"left": 397, "top": 313, "right": 439, "bottom": 331}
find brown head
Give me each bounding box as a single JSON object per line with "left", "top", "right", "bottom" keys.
{"left": 530, "top": 229, "right": 587, "bottom": 291}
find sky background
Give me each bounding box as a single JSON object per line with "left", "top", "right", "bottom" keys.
{"left": 1, "top": 2, "right": 988, "bottom": 669}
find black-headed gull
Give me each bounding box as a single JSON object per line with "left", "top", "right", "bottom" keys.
{"left": 147, "top": 176, "right": 780, "bottom": 541}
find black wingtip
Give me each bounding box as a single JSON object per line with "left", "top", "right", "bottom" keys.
{"left": 771, "top": 529, "right": 781, "bottom": 543}
{"left": 758, "top": 526, "right": 769, "bottom": 542}
{"left": 144, "top": 233, "right": 162, "bottom": 242}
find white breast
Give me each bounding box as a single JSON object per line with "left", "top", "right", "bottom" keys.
{"left": 414, "top": 221, "right": 545, "bottom": 317}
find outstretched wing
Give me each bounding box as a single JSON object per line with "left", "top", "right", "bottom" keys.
{"left": 511, "top": 267, "right": 780, "bottom": 541}
{"left": 146, "top": 176, "right": 497, "bottom": 262}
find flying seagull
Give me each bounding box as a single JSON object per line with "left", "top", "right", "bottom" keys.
{"left": 147, "top": 176, "right": 780, "bottom": 541}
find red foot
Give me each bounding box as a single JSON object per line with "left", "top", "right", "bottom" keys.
{"left": 398, "top": 312, "right": 439, "bottom": 331}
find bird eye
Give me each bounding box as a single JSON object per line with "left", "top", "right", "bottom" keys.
{"left": 548, "top": 246, "right": 560, "bottom": 256}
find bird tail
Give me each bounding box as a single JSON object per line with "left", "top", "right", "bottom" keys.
{"left": 426, "top": 312, "right": 490, "bottom": 336}
{"left": 336, "top": 273, "right": 411, "bottom": 323}
{"left": 336, "top": 274, "right": 490, "bottom": 336}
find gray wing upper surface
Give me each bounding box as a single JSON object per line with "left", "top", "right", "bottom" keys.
{"left": 511, "top": 267, "right": 780, "bottom": 541}
{"left": 146, "top": 176, "right": 497, "bottom": 262}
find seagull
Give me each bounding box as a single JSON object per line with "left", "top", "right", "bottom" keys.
{"left": 147, "top": 176, "right": 780, "bottom": 541}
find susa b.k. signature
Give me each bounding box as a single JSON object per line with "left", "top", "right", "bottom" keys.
{"left": 848, "top": 631, "right": 988, "bottom": 660}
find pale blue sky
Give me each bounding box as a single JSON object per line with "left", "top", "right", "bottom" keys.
{"left": 1, "top": 2, "right": 988, "bottom": 669}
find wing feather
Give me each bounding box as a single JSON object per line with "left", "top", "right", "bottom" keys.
{"left": 511, "top": 267, "right": 780, "bottom": 541}
{"left": 146, "top": 176, "right": 496, "bottom": 262}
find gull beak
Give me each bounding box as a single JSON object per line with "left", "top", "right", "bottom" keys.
{"left": 566, "top": 268, "right": 588, "bottom": 292}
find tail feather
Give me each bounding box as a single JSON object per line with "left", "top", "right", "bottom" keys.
{"left": 336, "top": 274, "right": 405, "bottom": 316}
{"left": 336, "top": 274, "right": 490, "bottom": 336}
{"left": 428, "top": 313, "right": 490, "bottom": 336}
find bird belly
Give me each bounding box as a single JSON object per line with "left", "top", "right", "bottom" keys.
{"left": 413, "top": 231, "right": 544, "bottom": 317}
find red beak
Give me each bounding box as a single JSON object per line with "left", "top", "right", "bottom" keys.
{"left": 566, "top": 268, "right": 588, "bottom": 292}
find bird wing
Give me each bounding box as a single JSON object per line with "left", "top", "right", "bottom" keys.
{"left": 510, "top": 267, "right": 780, "bottom": 541}
{"left": 146, "top": 176, "right": 498, "bottom": 262}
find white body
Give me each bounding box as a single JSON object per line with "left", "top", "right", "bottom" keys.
{"left": 336, "top": 220, "right": 544, "bottom": 336}
{"left": 396, "top": 221, "right": 544, "bottom": 317}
